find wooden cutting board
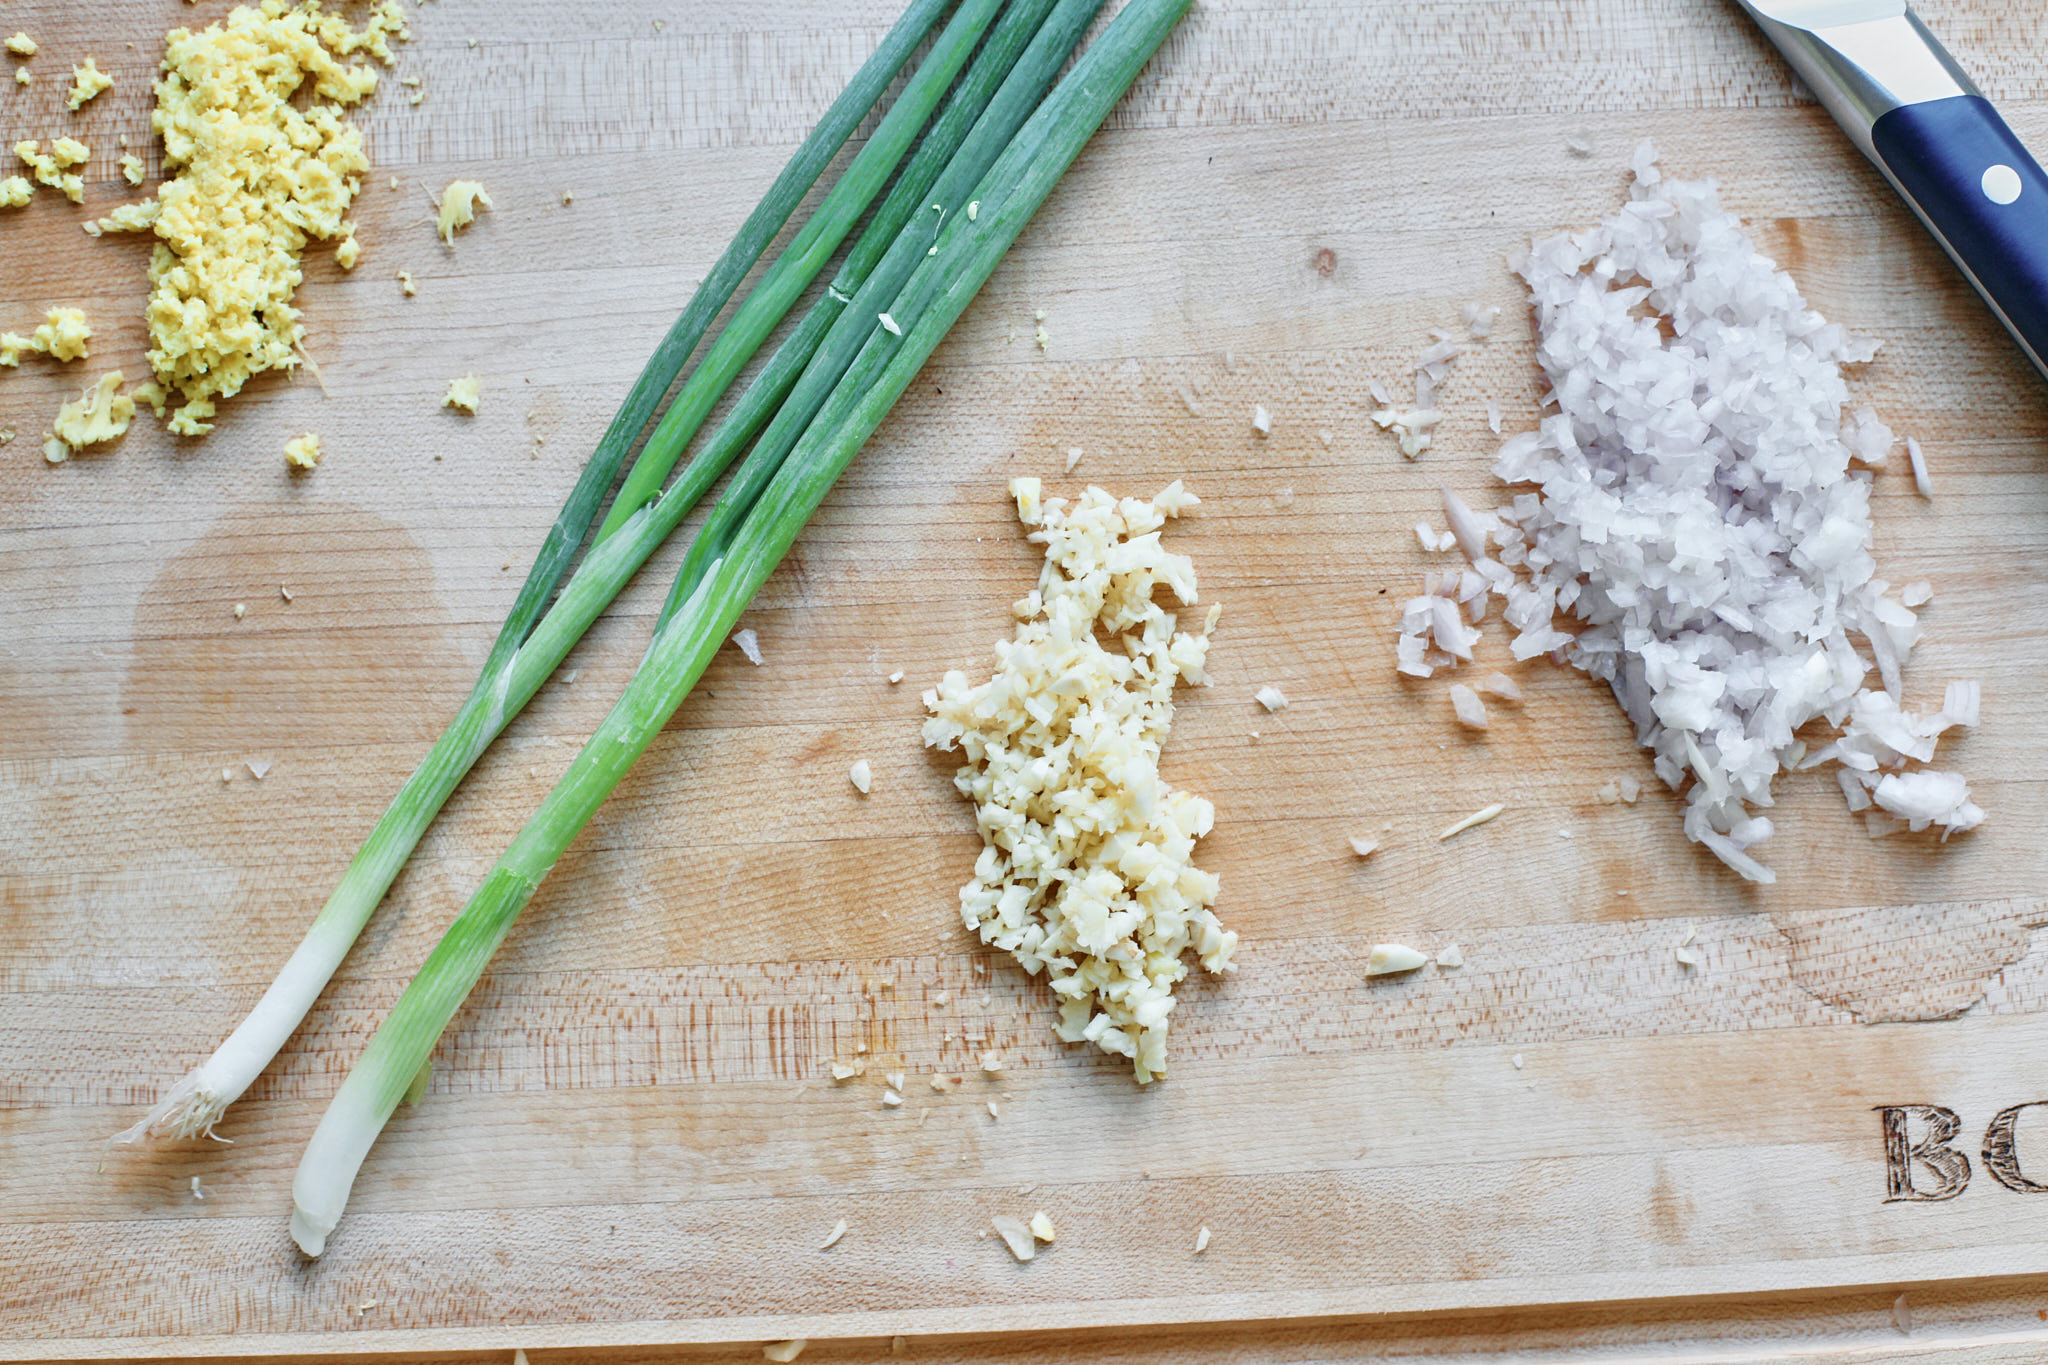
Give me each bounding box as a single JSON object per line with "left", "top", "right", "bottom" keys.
{"left": 5, "top": 0, "right": 2048, "bottom": 1359}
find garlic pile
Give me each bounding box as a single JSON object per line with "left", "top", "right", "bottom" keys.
{"left": 924, "top": 479, "right": 1233, "bottom": 1082}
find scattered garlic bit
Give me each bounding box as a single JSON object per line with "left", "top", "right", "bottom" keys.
{"left": 397, "top": 270, "right": 415, "bottom": 296}
{"left": 1486, "top": 398, "right": 1503, "bottom": 434}
{"left": 820, "top": 1219, "right": 848, "bottom": 1250}
{"left": 1675, "top": 943, "right": 1703, "bottom": 967}
{"left": 67, "top": 57, "right": 113, "bottom": 111}
{"left": 436, "top": 179, "right": 492, "bottom": 246}
{"left": 1511, "top": 1053, "right": 1524, "bottom": 1070}
{"left": 1566, "top": 132, "right": 1594, "bottom": 157}
{"left": 246, "top": 759, "right": 271, "bottom": 779}
{"left": 991, "top": 1215, "right": 1036, "bottom": 1262}
{"left": 0, "top": 428, "right": 13, "bottom": 444}
{"left": 14, "top": 69, "right": 29, "bottom": 87}
{"left": 280, "top": 584, "right": 294, "bottom": 602}
{"left": 190, "top": 1175, "right": 207, "bottom": 1200}
{"left": 47, "top": 371, "right": 138, "bottom": 458}
{"left": 888, "top": 670, "right": 904, "bottom": 685}
{"left": 930, "top": 1073, "right": 957, "bottom": 1093}
{"left": 1347, "top": 836, "right": 1378, "bottom": 858}
{"left": 1029, "top": 1211, "right": 1056, "bottom": 1243}
{"left": 1448, "top": 683, "right": 1489, "bottom": 730}
{"left": 1474, "top": 672, "right": 1522, "bottom": 702}
{"left": 1438, "top": 802, "right": 1503, "bottom": 840}
{"left": 1618, "top": 775, "right": 1641, "bottom": 803}
{"left": 924, "top": 480, "right": 1232, "bottom": 1085}
{"left": 763, "top": 1340, "right": 807, "bottom": 1363}
{"left": 886, "top": 1071, "right": 905, "bottom": 1091}
{"left": 877, "top": 311, "right": 902, "bottom": 336}
{"left": 1906, "top": 436, "right": 1933, "bottom": 499}
{"left": 1435, "top": 943, "right": 1464, "bottom": 968}
{"left": 1463, "top": 302, "right": 1501, "bottom": 340}
{"left": 1194, "top": 1225, "right": 1211, "bottom": 1253}
{"left": 731, "top": 627, "right": 762, "bottom": 665}
{"left": 220, "top": 767, "right": 233, "bottom": 783}
{"left": 1250, "top": 404, "right": 1272, "bottom": 436}
{"left": 283, "top": 431, "right": 322, "bottom": 470}
{"left": 1064, "top": 446, "right": 1082, "bottom": 473}
{"left": 828, "top": 1059, "right": 862, "bottom": 1082}
{"left": 1364, "top": 943, "right": 1428, "bottom": 976}
{"left": 1254, "top": 684, "right": 1288, "bottom": 712}
{"left": 849, "top": 759, "right": 872, "bottom": 795}
{"left": 1893, "top": 1292, "right": 1912, "bottom": 1336}
{"left": 233, "top": 602, "right": 247, "bottom": 619}
{"left": 1900, "top": 580, "right": 1932, "bottom": 608}
{"left": 1370, "top": 405, "right": 1443, "bottom": 459}
{"left": 979, "top": 1050, "right": 1003, "bottom": 1073}
{"left": 5, "top": 32, "right": 35, "bottom": 57}
{"left": 137, "top": 2, "right": 407, "bottom": 436}
{"left": 561, "top": 188, "right": 572, "bottom": 205}
{"left": 881, "top": 1089, "right": 903, "bottom": 1107}
{"left": 967, "top": 200, "right": 979, "bottom": 220}
{"left": 442, "top": 373, "right": 481, "bottom": 414}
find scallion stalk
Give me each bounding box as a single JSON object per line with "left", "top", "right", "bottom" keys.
{"left": 288, "top": 0, "right": 1193, "bottom": 1257}
{"left": 116, "top": 0, "right": 971, "bottom": 1147}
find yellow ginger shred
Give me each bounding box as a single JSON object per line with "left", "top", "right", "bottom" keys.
{"left": 0, "top": 176, "right": 29, "bottom": 208}
{"left": 134, "top": 0, "right": 407, "bottom": 437}
{"left": 119, "top": 153, "right": 146, "bottom": 186}
{"left": 49, "top": 371, "right": 138, "bottom": 458}
{"left": 29, "top": 308, "right": 91, "bottom": 361}
{"left": 5, "top": 33, "right": 36, "bottom": 57}
{"left": 98, "top": 199, "right": 159, "bottom": 233}
{"left": 68, "top": 57, "right": 113, "bottom": 110}
{"left": 435, "top": 178, "right": 490, "bottom": 246}
{"left": 284, "top": 431, "right": 322, "bottom": 469}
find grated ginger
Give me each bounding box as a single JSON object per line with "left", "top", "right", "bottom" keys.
{"left": 47, "top": 372, "right": 138, "bottom": 460}
{"left": 284, "top": 432, "right": 321, "bottom": 469}
{"left": 0, "top": 176, "right": 30, "bottom": 208}
{"left": 442, "top": 373, "right": 480, "bottom": 413}
{"left": 435, "top": 178, "right": 491, "bottom": 246}
{"left": 1, "top": 309, "right": 93, "bottom": 367}
{"left": 67, "top": 57, "right": 112, "bottom": 110}
{"left": 124, "top": 0, "right": 408, "bottom": 436}
{"left": 5, "top": 33, "right": 36, "bottom": 57}
{"left": 923, "top": 479, "right": 1233, "bottom": 1084}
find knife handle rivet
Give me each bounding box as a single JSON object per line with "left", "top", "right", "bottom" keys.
{"left": 1981, "top": 163, "right": 2023, "bottom": 206}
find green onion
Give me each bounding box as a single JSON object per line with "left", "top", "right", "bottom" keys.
{"left": 115, "top": 0, "right": 971, "bottom": 1147}
{"left": 289, "top": 0, "right": 1192, "bottom": 1257}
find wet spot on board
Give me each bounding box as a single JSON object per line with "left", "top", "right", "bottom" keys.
{"left": 1775, "top": 897, "right": 2048, "bottom": 1022}
{"left": 122, "top": 501, "right": 467, "bottom": 752}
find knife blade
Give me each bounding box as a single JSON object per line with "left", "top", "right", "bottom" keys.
{"left": 1736, "top": 0, "right": 2048, "bottom": 381}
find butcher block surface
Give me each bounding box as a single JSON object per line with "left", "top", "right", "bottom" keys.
{"left": 5, "top": 0, "right": 2048, "bottom": 1359}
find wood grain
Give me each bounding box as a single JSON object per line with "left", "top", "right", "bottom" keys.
{"left": 4, "top": 0, "right": 2048, "bottom": 1359}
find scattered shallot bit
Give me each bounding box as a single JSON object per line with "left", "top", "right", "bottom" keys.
{"left": 1364, "top": 943, "right": 1428, "bottom": 976}
{"left": 1906, "top": 437, "right": 1934, "bottom": 499}
{"left": 1348, "top": 836, "right": 1379, "bottom": 858}
{"left": 1250, "top": 404, "right": 1272, "bottom": 436}
{"left": 820, "top": 1218, "right": 848, "bottom": 1250}
{"left": 888, "top": 670, "right": 905, "bottom": 684}
{"left": 1894, "top": 1292, "right": 1912, "bottom": 1336}
{"left": 232, "top": 602, "right": 246, "bottom": 620}
{"left": 190, "top": 1175, "right": 207, "bottom": 1200}
{"left": 1675, "top": 944, "right": 1703, "bottom": 968}
{"left": 220, "top": 768, "right": 232, "bottom": 784}
{"left": 731, "top": 627, "right": 762, "bottom": 664}
{"left": 1618, "top": 775, "right": 1641, "bottom": 803}
{"left": 1900, "top": 580, "right": 1932, "bottom": 607}
{"left": 1435, "top": 943, "right": 1464, "bottom": 968}
{"left": 881, "top": 1089, "right": 903, "bottom": 1107}
{"left": 1511, "top": 1054, "right": 1524, "bottom": 1070}
{"left": 1195, "top": 1225, "right": 1212, "bottom": 1253}
{"left": 931, "top": 1074, "right": 958, "bottom": 1093}
{"left": 1438, "top": 802, "right": 1504, "bottom": 840}
{"left": 828, "top": 1059, "right": 862, "bottom": 1082}
{"left": 246, "top": 759, "right": 271, "bottom": 780}
{"left": 279, "top": 584, "right": 294, "bottom": 602}
{"left": 886, "top": 1071, "right": 906, "bottom": 1091}
{"left": 992, "top": 1214, "right": 1036, "bottom": 1261}
{"left": 987, "top": 1100, "right": 1000, "bottom": 1118}
{"left": 1029, "top": 1211, "right": 1056, "bottom": 1243}
{"left": 1064, "top": 446, "right": 1082, "bottom": 473}
{"left": 849, "top": 759, "right": 872, "bottom": 794}
{"left": 1254, "top": 684, "right": 1288, "bottom": 712}
{"left": 1449, "top": 683, "right": 1489, "bottom": 730}
{"left": 764, "top": 1340, "right": 808, "bottom": 1363}
{"left": 1474, "top": 672, "right": 1522, "bottom": 702}
{"left": 979, "top": 1051, "right": 1003, "bottom": 1073}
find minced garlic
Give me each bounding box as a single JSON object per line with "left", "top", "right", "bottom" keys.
{"left": 435, "top": 178, "right": 491, "bottom": 245}
{"left": 129, "top": 0, "right": 407, "bottom": 436}
{"left": 14, "top": 70, "right": 28, "bottom": 87}
{"left": 68, "top": 57, "right": 113, "bottom": 110}
{"left": 0, "top": 177, "right": 30, "bottom": 208}
{"left": 5, "top": 33, "right": 35, "bottom": 57}
{"left": 924, "top": 479, "right": 1233, "bottom": 1084}
{"left": 284, "top": 432, "right": 321, "bottom": 469}
{"left": 443, "top": 373, "right": 480, "bottom": 413}
{"left": 47, "top": 371, "right": 138, "bottom": 459}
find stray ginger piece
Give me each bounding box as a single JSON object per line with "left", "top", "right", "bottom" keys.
{"left": 1, "top": 308, "right": 93, "bottom": 366}
{"left": 284, "top": 432, "right": 322, "bottom": 470}
{"left": 0, "top": 176, "right": 31, "bottom": 208}
{"left": 17, "top": 138, "right": 87, "bottom": 203}
{"left": 435, "top": 178, "right": 491, "bottom": 246}
{"left": 396, "top": 270, "right": 414, "bottom": 296}
{"left": 118, "top": 153, "right": 146, "bottom": 186}
{"left": 443, "top": 374, "right": 480, "bottom": 414}
{"left": 5, "top": 33, "right": 36, "bottom": 57}
{"left": 46, "top": 371, "right": 138, "bottom": 461}
{"left": 68, "top": 57, "right": 112, "bottom": 111}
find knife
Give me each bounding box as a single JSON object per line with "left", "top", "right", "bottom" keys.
{"left": 1736, "top": 0, "right": 2048, "bottom": 380}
